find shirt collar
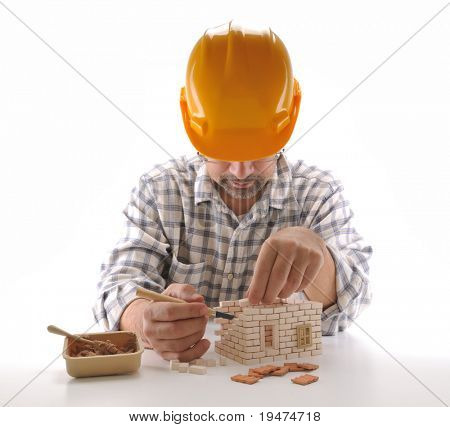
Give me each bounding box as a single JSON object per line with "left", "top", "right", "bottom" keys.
{"left": 194, "top": 153, "right": 294, "bottom": 210}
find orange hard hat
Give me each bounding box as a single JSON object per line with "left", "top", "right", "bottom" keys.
{"left": 180, "top": 21, "right": 301, "bottom": 162}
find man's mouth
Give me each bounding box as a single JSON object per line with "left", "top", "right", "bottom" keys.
{"left": 231, "top": 181, "right": 254, "bottom": 188}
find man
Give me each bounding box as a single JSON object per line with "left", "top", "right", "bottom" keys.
{"left": 93, "top": 21, "right": 373, "bottom": 363}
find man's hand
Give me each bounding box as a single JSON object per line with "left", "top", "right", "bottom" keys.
{"left": 120, "top": 284, "right": 210, "bottom": 362}
{"left": 246, "top": 226, "right": 328, "bottom": 305}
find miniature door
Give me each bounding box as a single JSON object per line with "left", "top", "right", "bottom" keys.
{"left": 259, "top": 321, "right": 280, "bottom": 353}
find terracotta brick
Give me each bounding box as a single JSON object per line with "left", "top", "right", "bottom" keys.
{"left": 291, "top": 374, "right": 319, "bottom": 385}
{"left": 270, "top": 366, "right": 290, "bottom": 376}
{"left": 231, "top": 374, "right": 259, "bottom": 385}
{"left": 284, "top": 364, "right": 305, "bottom": 372}
{"left": 297, "top": 362, "right": 319, "bottom": 371}
{"left": 250, "top": 365, "right": 279, "bottom": 376}
{"left": 247, "top": 370, "right": 264, "bottom": 379}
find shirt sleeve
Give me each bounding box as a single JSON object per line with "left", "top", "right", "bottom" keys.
{"left": 92, "top": 175, "right": 171, "bottom": 331}
{"left": 309, "top": 180, "right": 373, "bottom": 335}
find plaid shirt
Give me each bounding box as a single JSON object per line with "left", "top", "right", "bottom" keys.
{"left": 93, "top": 153, "right": 373, "bottom": 336}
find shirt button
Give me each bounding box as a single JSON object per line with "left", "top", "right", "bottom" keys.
{"left": 227, "top": 273, "right": 234, "bottom": 280}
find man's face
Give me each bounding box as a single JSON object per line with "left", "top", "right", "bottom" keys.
{"left": 205, "top": 157, "right": 277, "bottom": 200}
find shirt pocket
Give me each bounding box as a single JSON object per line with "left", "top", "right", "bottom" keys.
{"left": 167, "top": 255, "right": 208, "bottom": 287}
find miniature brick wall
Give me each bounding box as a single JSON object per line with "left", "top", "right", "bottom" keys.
{"left": 213, "top": 297, "right": 322, "bottom": 366}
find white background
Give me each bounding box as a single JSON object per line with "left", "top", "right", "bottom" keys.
{"left": 0, "top": 0, "right": 449, "bottom": 409}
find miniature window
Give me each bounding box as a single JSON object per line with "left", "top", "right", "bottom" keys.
{"left": 297, "top": 324, "right": 312, "bottom": 348}
{"left": 264, "top": 325, "right": 273, "bottom": 348}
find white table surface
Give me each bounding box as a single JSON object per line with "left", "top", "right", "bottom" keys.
{"left": 1, "top": 320, "right": 448, "bottom": 407}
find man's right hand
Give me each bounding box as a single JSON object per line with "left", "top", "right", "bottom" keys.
{"left": 119, "top": 284, "right": 210, "bottom": 362}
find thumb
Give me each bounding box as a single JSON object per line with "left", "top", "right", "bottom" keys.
{"left": 165, "top": 283, "right": 205, "bottom": 303}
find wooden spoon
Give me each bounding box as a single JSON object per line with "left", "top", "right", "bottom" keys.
{"left": 47, "top": 325, "right": 97, "bottom": 346}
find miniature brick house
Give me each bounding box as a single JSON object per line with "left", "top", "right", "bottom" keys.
{"left": 213, "top": 297, "right": 322, "bottom": 365}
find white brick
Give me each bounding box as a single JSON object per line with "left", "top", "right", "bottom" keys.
{"left": 274, "top": 306, "right": 287, "bottom": 313}
{"left": 266, "top": 314, "right": 280, "bottom": 320}
{"left": 260, "top": 356, "right": 274, "bottom": 363}
{"left": 169, "top": 360, "right": 180, "bottom": 371}
{"left": 260, "top": 308, "right": 274, "bottom": 314}
{"left": 238, "top": 298, "right": 250, "bottom": 307}
{"left": 286, "top": 352, "right": 300, "bottom": 360}
{"left": 293, "top": 310, "right": 305, "bottom": 317}
{"left": 178, "top": 363, "right": 188, "bottom": 373}
{"left": 219, "top": 301, "right": 234, "bottom": 307}
{"left": 205, "top": 358, "right": 217, "bottom": 367}
{"left": 312, "top": 349, "right": 322, "bottom": 356}
{"left": 242, "top": 307, "right": 260, "bottom": 315}
{"left": 188, "top": 365, "right": 207, "bottom": 375}
{"left": 242, "top": 321, "right": 259, "bottom": 327}
{"left": 274, "top": 354, "right": 287, "bottom": 362}
{"left": 280, "top": 312, "right": 293, "bottom": 318}
{"left": 243, "top": 358, "right": 260, "bottom": 365}
{"left": 310, "top": 301, "right": 323, "bottom": 309}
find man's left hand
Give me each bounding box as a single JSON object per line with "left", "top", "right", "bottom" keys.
{"left": 246, "top": 226, "right": 326, "bottom": 304}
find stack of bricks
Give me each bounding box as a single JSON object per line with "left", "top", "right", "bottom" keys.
{"left": 214, "top": 297, "right": 322, "bottom": 366}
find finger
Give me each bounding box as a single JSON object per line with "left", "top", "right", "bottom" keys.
{"left": 262, "top": 252, "right": 295, "bottom": 303}
{"left": 247, "top": 242, "right": 278, "bottom": 305}
{"left": 151, "top": 316, "right": 208, "bottom": 340}
{"left": 159, "top": 338, "right": 211, "bottom": 363}
{"left": 278, "top": 257, "right": 307, "bottom": 298}
{"left": 164, "top": 283, "right": 205, "bottom": 303}
{"left": 297, "top": 258, "right": 322, "bottom": 292}
{"left": 149, "top": 301, "right": 209, "bottom": 321}
{"left": 152, "top": 329, "right": 206, "bottom": 353}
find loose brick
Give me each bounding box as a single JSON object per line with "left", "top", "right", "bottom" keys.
{"left": 188, "top": 365, "right": 207, "bottom": 375}
{"left": 291, "top": 374, "right": 319, "bottom": 385}
{"left": 269, "top": 366, "right": 290, "bottom": 376}
{"left": 297, "top": 362, "right": 319, "bottom": 371}
{"left": 250, "top": 364, "right": 279, "bottom": 376}
{"left": 231, "top": 374, "right": 259, "bottom": 385}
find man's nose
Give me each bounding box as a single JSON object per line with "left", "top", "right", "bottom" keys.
{"left": 228, "top": 161, "right": 255, "bottom": 179}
